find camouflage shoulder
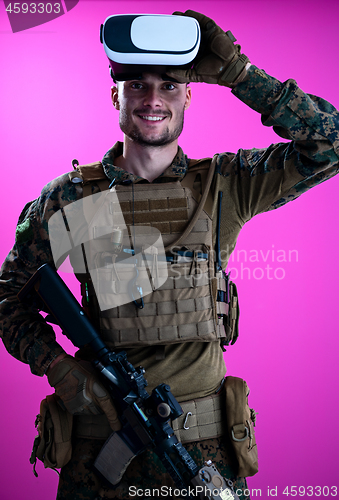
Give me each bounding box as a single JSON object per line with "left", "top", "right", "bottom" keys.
{"left": 15, "top": 161, "right": 103, "bottom": 246}
{"left": 15, "top": 197, "right": 40, "bottom": 245}
{"left": 37, "top": 168, "right": 93, "bottom": 227}
{"left": 15, "top": 170, "right": 80, "bottom": 247}
{"left": 41, "top": 170, "right": 81, "bottom": 201}
{"left": 18, "top": 200, "right": 36, "bottom": 224}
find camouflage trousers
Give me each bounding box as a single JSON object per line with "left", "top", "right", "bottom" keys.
{"left": 56, "top": 435, "right": 250, "bottom": 500}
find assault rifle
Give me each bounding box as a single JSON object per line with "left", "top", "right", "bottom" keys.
{"left": 18, "top": 264, "right": 239, "bottom": 500}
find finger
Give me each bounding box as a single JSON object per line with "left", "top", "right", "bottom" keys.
{"left": 165, "top": 69, "right": 191, "bottom": 83}
{"left": 91, "top": 381, "right": 121, "bottom": 431}
{"left": 195, "top": 54, "right": 227, "bottom": 77}
{"left": 183, "top": 10, "right": 217, "bottom": 32}
{"left": 97, "top": 396, "right": 122, "bottom": 432}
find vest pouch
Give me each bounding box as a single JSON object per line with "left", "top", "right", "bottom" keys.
{"left": 226, "top": 280, "right": 239, "bottom": 345}
{"left": 224, "top": 376, "right": 258, "bottom": 477}
{"left": 32, "top": 393, "right": 73, "bottom": 471}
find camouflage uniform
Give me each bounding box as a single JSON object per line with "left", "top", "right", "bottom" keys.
{"left": 56, "top": 436, "right": 249, "bottom": 500}
{"left": 0, "top": 66, "right": 338, "bottom": 499}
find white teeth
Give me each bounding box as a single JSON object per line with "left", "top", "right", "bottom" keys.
{"left": 141, "top": 116, "right": 165, "bottom": 121}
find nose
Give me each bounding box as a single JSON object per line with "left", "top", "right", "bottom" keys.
{"left": 143, "top": 85, "right": 162, "bottom": 108}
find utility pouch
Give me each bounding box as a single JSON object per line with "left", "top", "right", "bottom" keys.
{"left": 225, "top": 376, "right": 258, "bottom": 477}
{"left": 30, "top": 394, "right": 73, "bottom": 475}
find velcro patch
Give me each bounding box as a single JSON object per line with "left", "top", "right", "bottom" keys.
{"left": 15, "top": 219, "right": 34, "bottom": 244}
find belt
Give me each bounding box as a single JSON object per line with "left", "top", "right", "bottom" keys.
{"left": 172, "top": 390, "right": 226, "bottom": 443}
{"left": 73, "top": 390, "right": 226, "bottom": 444}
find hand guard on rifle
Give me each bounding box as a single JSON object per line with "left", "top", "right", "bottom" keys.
{"left": 47, "top": 355, "right": 121, "bottom": 431}
{"left": 167, "top": 10, "right": 250, "bottom": 87}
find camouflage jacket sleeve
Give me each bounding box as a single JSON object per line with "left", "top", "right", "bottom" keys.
{"left": 0, "top": 175, "right": 82, "bottom": 376}
{"left": 217, "top": 65, "right": 339, "bottom": 220}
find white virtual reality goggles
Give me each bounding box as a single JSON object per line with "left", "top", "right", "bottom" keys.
{"left": 100, "top": 14, "right": 201, "bottom": 82}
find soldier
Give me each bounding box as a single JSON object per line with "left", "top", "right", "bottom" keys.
{"left": 0, "top": 9, "right": 338, "bottom": 500}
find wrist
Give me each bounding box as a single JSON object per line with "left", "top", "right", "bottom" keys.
{"left": 227, "top": 62, "right": 252, "bottom": 88}
{"left": 46, "top": 352, "right": 68, "bottom": 376}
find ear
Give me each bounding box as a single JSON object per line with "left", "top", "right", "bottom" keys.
{"left": 111, "top": 86, "right": 120, "bottom": 110}
{"left": 184, "top": 85, "right": 192, "bottom": 110}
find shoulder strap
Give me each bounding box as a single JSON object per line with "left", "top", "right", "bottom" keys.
{"left": 75, "top": 162, "right": 107, "bottom": 184}
{"left": 68, "top": 162, "right": 110, "bottom": 226}
{"left": 164, "top": 154, "right": 217, "bottom": 252}
{"left": 181, "top": 157, "right": 214, "bottom": 218}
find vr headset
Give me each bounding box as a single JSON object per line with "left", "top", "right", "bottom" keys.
{"left": 100, "top": 14, "right": 201, "bottom": 82}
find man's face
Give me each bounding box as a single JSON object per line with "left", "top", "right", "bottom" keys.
{"left": 111, "top": 73, "right": 191, "bottom": 147}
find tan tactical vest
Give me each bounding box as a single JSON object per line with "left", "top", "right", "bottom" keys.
{"left": 68, "top": 157, "right": 238, "bottom": 351}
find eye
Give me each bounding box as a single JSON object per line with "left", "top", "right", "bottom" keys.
{"left": 130, "top": 82, "right": 144, "bottom": 90}
{"left": 163, "top": 83, "right": 176, "bottom": 90}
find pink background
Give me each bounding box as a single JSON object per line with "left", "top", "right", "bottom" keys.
{"left": 1, "top": 1, "right": 339, "bottom": 499}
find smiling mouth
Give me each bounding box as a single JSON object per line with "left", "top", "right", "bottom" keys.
{"left": 138, "top": 115, "right": 167, "bottom": 122}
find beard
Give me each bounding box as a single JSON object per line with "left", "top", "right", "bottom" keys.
{"left": 119, "top": 107, "right": 185, "bottom": 147}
